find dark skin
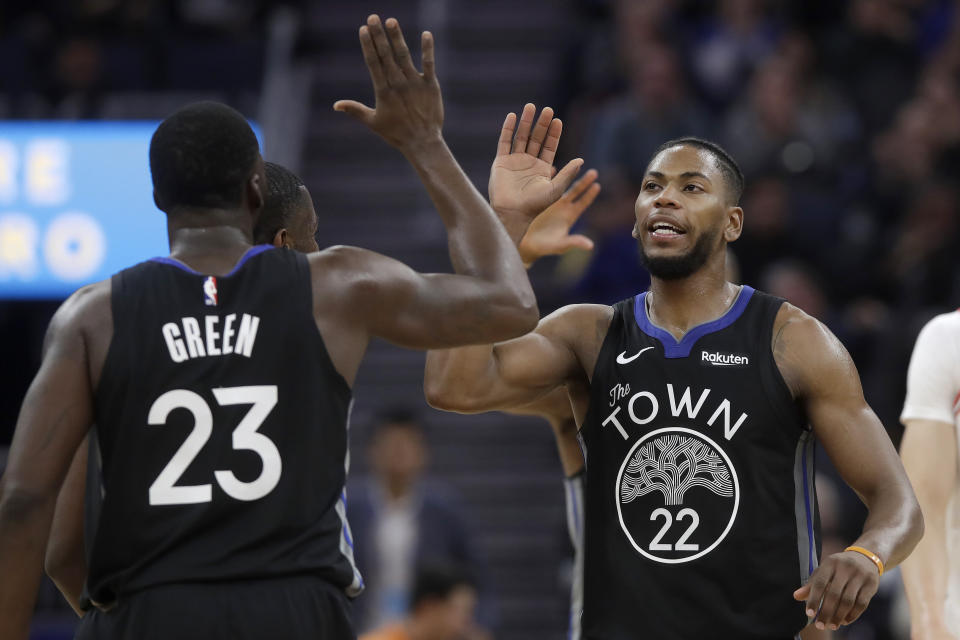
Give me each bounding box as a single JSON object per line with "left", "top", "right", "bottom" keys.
{"left": 43, "top": 103, "right": 592, "bottom": 616}
{"left": 43, "top": 174, "right": 323, "bottom": 616}
{"left": 0, "top": 15, "right": 550, "bottom": 638}
{"left": 425, "top": 144, "right": 923, "bottom": 633}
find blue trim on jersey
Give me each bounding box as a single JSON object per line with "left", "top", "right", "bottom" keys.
{"left": 149, "top": 244, "right": 274, "bottom": 276}
{"left": 340, "top": 491, "right": 355, "bottom": 550}
{"left": 569, "top": 482, "right": 581, "bottom": 540}
{"left": 802, "top": 443, "right": 814, "bottom": 576}
{"left": 633, "top": 285, "right": 756, "bottom": 358}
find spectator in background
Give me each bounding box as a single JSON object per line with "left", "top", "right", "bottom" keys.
{"left": 360, "top": 563, "right": 480, "bottom": 640}
{"left": 722, "top": 54, "right": 858, "bottom": 181}
{"left": 731, "top": 174, "right": 810, "bottom": 286}
{"left": 825, "top": 0, "right": 921, "bottom": 137}
{"left": 687, "top": 0, "right": 781, "bottom": 111}
{"left": 884, "top": 182, "right": 960, "bottom": 311}
{"left": 583, "top": 42, "right": 712, "bottom": 183}
{"left": 348, "top": 410, "right": 492, "bottom": 635}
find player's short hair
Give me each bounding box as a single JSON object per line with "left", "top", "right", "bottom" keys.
{"left": 254, "top": 162, "right": 306, "bottom": 244}
{"left": 651, "top": 137, "right": 744, "bottom": 205}
{"left": 410, "top": 563, "right": 476, "bottom": 610}
{"left": 371, "top": 406, "right": 425, "bottom": 438}
{"left": 150, "top": 101, "right": 261, "bottom": 212}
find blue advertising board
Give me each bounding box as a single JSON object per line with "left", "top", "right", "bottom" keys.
{"left": 0, "top": 121, "right": 261, "bottom": 299}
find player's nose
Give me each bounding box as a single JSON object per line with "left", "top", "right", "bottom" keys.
{"left": 654, "top": 184, "right": 681, "bottom": 209}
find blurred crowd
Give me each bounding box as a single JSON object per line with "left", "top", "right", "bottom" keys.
{"left": 551, "top": 0, "right": 960, "bottom": 433}
{"left": 0, "top": 0, "right": 308, "bottom": 119}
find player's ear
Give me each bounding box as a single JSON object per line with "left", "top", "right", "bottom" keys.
{"left": 248, "top": 171, "right": 264, "bottom": 212}
{"left": 271, "top": 228, "right": 291, "bottom": 249}
{"left": 724, "top": 206, "right": 743, "bottom": 242}
{"left": 153, "top": 189, "right": 166, "bottom": 212}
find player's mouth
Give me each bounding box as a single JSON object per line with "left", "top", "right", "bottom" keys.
{"left": 647, "top": 217, "right": 687, "bottom": 240}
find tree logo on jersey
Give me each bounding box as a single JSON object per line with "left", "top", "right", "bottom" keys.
{"left": 615, "top": 427, "right": 739, "bottom": 564}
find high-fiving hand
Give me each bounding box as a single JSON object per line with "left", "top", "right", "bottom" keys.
{"left": 334, "top": 15, "right": 442, "bottom": 154}
{"left": 489, "top": 104, "right": 585, "bottom": 221}
{"left": 518, "top": 170, "right": 599, "bottom": 267}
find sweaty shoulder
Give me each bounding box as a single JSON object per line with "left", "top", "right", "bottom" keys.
{"left": 771, "top": 302, "right": 852, "bottom": 401}
{"left": 57, "top": 279, "right": 112, "bottom": 338}
{"left": 306, "top": 245, "right": 373, "bottom": 289}
{"left": 46, "top": 278, "right": 113, "bottom": 387}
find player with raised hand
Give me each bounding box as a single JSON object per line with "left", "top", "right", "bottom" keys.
{"left": 0, "top": 14, "right": 546, "bottom": 640}
{"left": 425, "top": 133, "right": 923, "bottom": 637}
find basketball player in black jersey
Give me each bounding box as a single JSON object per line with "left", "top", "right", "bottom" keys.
{"left": 0, "top": 14, "right": 591, "bottom": 638}
{"left": 425, "top": 134, "right": 923, "bottom": 637}
{"left": 41, "top": 160, "right": 325, "bottom": 615}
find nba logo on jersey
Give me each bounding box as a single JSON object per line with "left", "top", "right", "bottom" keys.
{"left": 203, "top": 276, "right": 218, "bottom": 306}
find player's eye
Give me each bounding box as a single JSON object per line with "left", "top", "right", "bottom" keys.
{"left": 684, "top": 184, "right": 703, "bottom": 192}
{"left": 643, "top": 182, "right": 660, "bottom": 191}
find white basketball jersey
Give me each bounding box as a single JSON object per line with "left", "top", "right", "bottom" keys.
{"left": 901, "top": 310, "right": 960, "bottom": 628}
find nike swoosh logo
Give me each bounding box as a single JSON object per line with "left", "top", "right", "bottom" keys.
{"left": 616, "top": 346, "right": 654, "bottom": 364}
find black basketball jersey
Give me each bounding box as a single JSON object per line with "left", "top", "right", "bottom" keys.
{"left": 88, "top": 246, "right": 363, "bottom": 607}
{"left": 580, "top": 286, "right": 817, "bottom": 639}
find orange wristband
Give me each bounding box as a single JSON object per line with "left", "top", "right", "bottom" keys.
{"left": 844, "top": 546, "right": 884, "bottom": 576}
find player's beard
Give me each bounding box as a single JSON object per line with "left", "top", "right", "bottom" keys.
{"left": 639, "top": 227, "right": 721, "bottom": 280}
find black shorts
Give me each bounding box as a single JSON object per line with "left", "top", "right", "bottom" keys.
{"left": 75, "top": 575, "right": 355, "bottom": 640}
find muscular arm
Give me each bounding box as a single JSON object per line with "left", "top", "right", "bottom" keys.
{"left": 424, "top": 303, "right": 609, "bottom": 414}
{"left": 45, "top": 439, "right": 89, "bottom": 615}
{"left": 777, "top": 306, "right": 923, "bottom": 630}
{"left": 328, "top": 16, "right": 538, "bottom": 352}
{"left": 0, "top": 285, "right": 105, "bottom": 639}
{"left": 900, "top": 419, "right": 957, "bottom": 638}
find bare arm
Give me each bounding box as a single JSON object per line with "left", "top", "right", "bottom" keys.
{"left": 0, "top": 287, "right": 103, "bottom": 639}
{"left": 425, "top": 303, "right": 608, "bottom": 412}
{"left": 900, "top": 420, "right": 958, "bottom": 639}
{"left": 425, "top": 123, "right": 605, "bottom": 417}
{"left": 331, "top": 16, "right": 538, "bottom": 347}
{"left": 45, "top": 439, "right": 89, "bottom": 616}
{"left": 778, "top": 307, "right": 923, "bottom": 631}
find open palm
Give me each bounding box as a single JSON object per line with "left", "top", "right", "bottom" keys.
{"left": 489, "top": 104, "right": 584, "bottom": 219}
{"left": 519, "top": 169, "right": 599, "bottom": 265}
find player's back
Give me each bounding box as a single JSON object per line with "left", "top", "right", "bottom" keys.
{"left": 87, "top": 245, "right": 362, "bottom": 608}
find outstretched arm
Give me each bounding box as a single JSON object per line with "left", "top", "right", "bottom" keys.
{"left": 777, "top": 307, "right": 923, "bottom": 631}
{"left": 425, "top": 112, "right": 605, "bottom": 416}
{"left": 425, "top": 302, "right": 608, "bottom": 412}
{"left": 331, "top": 15, "right": 540, "bottom": 347}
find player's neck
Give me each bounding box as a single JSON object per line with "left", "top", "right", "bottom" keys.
{"left": 646, "top": 262, "right": 739, "bottom": 341}
{"left": 166, "top": 209, "right": 256, "bottom": 275}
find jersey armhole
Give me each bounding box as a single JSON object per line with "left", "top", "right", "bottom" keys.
{"left": 93, "top": 272, "right": 124, "bottom": 402}
{"left": 758, "top": 298, "right": 809, "bottom": 433}
{"left": 296, "top": 252, "right": 352, "bottom": 396}
{"left": 581, "top": 299, "right": 628, "bottom": 435}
